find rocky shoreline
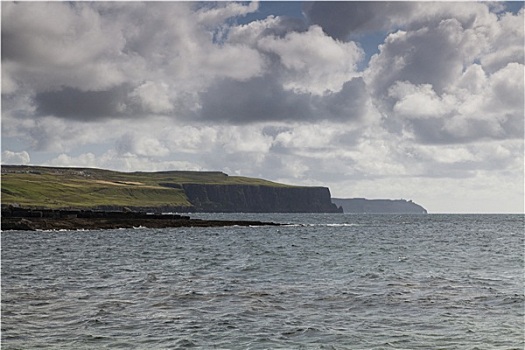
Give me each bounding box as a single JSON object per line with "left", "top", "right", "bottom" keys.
{"left": 1, "top": 207, "right": 282, "bottom": 231}
{"left": 1, "top": 217, "right": 283, "bottom": 231}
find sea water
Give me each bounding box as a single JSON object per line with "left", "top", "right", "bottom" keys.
{"left": 1, "top": 214, "right": 523, "bottom": 349}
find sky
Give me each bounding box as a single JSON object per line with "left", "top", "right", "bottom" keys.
{"left": 1, "top": 1, "right": 524, "bottom": 214}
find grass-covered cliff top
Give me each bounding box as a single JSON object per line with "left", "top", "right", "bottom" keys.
{"left": 1, "top": 165, "right": 295, "bottom": 209}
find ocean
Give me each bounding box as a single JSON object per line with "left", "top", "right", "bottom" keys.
{"left": 1, "top": 214, "right": 523, "bottom": 349}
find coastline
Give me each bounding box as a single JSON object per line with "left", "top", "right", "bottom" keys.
{"left": 1, "top": 217, "right": 282, "bottom": 231}
{"left": 1, "top": 207, "right": 282, "bottom": 231}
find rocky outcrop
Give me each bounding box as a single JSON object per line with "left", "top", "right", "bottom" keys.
{"left": 1, "top": 207, "right": 282, "bottom": 231}
{"left": 180, "top": 184, "right": 342, "bottom": 213}
{"left": 332, "top": 198, "right": 427, "bottom": 214}
{"left": 1, "top": 217, "right": 282, "bottom": 231}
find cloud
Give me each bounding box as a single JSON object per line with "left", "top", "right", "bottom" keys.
{"left": 364, "top": 7, "right": 524, "bottom": 145}
{"left": 389, "top": 82, "right": 453, "bottom": 119}
{"left": 303, "top": 1, "right": 517, "bottom": 41}
{"left": 2, "top": 1, "right": 265, "bottom": 122}
{"left": 3, "top": 2, "right": 369, "bottom": 124}
{"left": 116, "top": 133, "right": 170, "bottom": 158}
{"left": 304, "top": 1, "right": 414, "bottom": 39}
{"left": 1, "top": 2, "right": 127, "bottom": 92}
{"left": 129, "top": 81, "right": 173, "bottom": 114}
{"left": 34, "top": 86, "right": 132, "bottom": 121}
{"left": 375, "top": 61, "right": 524, "bottom": 145}
{"left": 197, "top": 75, "right": 371, "bottom": 123}
{"left": 227, "top": 14, "right": 307, "bottom": 43}
{"left": 2, "top": 151, "right": 31, "bottom": 165}
{"left": 47, "top": 150, "right": 203, "bottom": 172}
{"left": 257, "top": 25, "right": 363, "bottom": 94}
{"left": 477, "top": 9, "right": 525, "bottom": 73}
{"left": 49, "top": 153, "right": 98, "bottom": 168}
{"left": 196, "top": 1, "right": 259, "bottom": 26}
{"left": 366, "top": 20, "right": 466, "bottom": 96}
{"left": 198, "top": 76, "right": 310, "bottom": 123}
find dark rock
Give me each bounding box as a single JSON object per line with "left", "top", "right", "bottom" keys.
{"left": 1, "top": 217, "right": 282, "bottom": 231}
{"left": 1, "top": 207, "right": 282, "bottom": 231}
{"left": 181, "top": 184, "right": 342, "bottom": 213}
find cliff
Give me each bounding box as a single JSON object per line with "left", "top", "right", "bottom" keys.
{"left": 180, "top": 184, "right": 342, "bottom": 213}
{"left": 332, "top": 198, "right": 427, "bottom": 214}
{"left": 1, "top": 165, "right": 341, "bottom": 213}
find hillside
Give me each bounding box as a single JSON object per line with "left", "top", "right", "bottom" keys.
{"left": 332, "top": 198, "right": 427, "bottom": 214}
{"left": 1, "top": 165, "right": 341, "bottom": 213}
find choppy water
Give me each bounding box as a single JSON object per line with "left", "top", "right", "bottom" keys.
{"left": 2, "top": 214, "right": 524, "bottom": 349}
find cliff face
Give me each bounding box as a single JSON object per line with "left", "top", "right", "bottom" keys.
{"left": 332, "top": 198, "right": 427, "bottom": 214}
{"left": 181, "top": 184, "right": 342, "bottom": 213}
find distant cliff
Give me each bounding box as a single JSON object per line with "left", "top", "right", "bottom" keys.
{"left": 332, "top": 198, "right": 427, "bottom": 214}
{"left": 179, "top": 184, "right": 342, "bottom": 213}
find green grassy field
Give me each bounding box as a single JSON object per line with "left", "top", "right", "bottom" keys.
{"left": 1, "top": 165, "right": 294, "bottom": 209}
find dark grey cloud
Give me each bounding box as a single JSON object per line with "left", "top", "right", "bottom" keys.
{"left": 322, "top": 78, "right": 369, "bottom": 121}
{"left": 380, "top": 105, "right": 524, "bottom": 146}
{"left": 198, "top": 76, "right": 310, "bottom": 123}
{"left": 34, "top": 86, "right": 133, "bottom": 121}
{"left": 197, "top": 75, "right": 369, "bottom": 124}
{"left": 1, "top": 23, "right": 24, "bottom": 62}
{"left": 303, "top": 1, "right": 413, "bottom": 40}
{"left": 262, "top": 125, "right": 293, "bottom": 138}
{"left": 405, "top": 116, "right": 524, "bottom": 145}
{"left": 260, "top": 17, "right": 308, "bottom": 38}
{"left": 366, "top": 22, "right": 465, "bottom": 98}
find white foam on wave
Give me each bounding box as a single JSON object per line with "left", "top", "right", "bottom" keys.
{"left": 282, "top": 223, "right": 361, "bottom": 227}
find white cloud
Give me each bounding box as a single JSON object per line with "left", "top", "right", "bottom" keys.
{"left": 454, "top": 64, "right": 487, "bottom": 94}
{"left": 201, "top": 44, "right": 265, "bottom": 82}
{"left": 196, "top": 1, "right": 259, "bottom": 27}
{"left": 49, "top": 153, "right": 97, "bottom": 168}
{"left": 258, "top": 25, "right": 363, "bottom": 94}
{"left": 273, "top": 122, "right": 352, "bottom": 151}
{"left": 484, "top": 62, "right": 524, "bottom": 112}
{"left": 1, "top": 150, "right": 31, "bottom": 165}
{"left": 3, "top": 115, "right": 116, "bottom": 153}
{"left": 130, "top": 81, "right": 173, "bottom": 114}
{"left": 219, "top": 126, "right": 273, "bottom": 154}
{"left": 228, "top": 15, "right": 283, "bottom": 44}
{"left": 1, "top": 62, "right": 19, "bottom": 94}
{"left": 479, "top": 9, "right": 524, "bottom": 73}
{"left": 389, "top": 82, "right": 453, "bottom": 119}
{"left": 164, "top": 125, "right": 218, "bottom": 153}
{"left": 47, "top": 150, "right": 203, "bottom": 173}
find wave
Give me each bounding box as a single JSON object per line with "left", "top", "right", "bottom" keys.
{"left": 287, "top": 223, "right": 361, "bottom": 227}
